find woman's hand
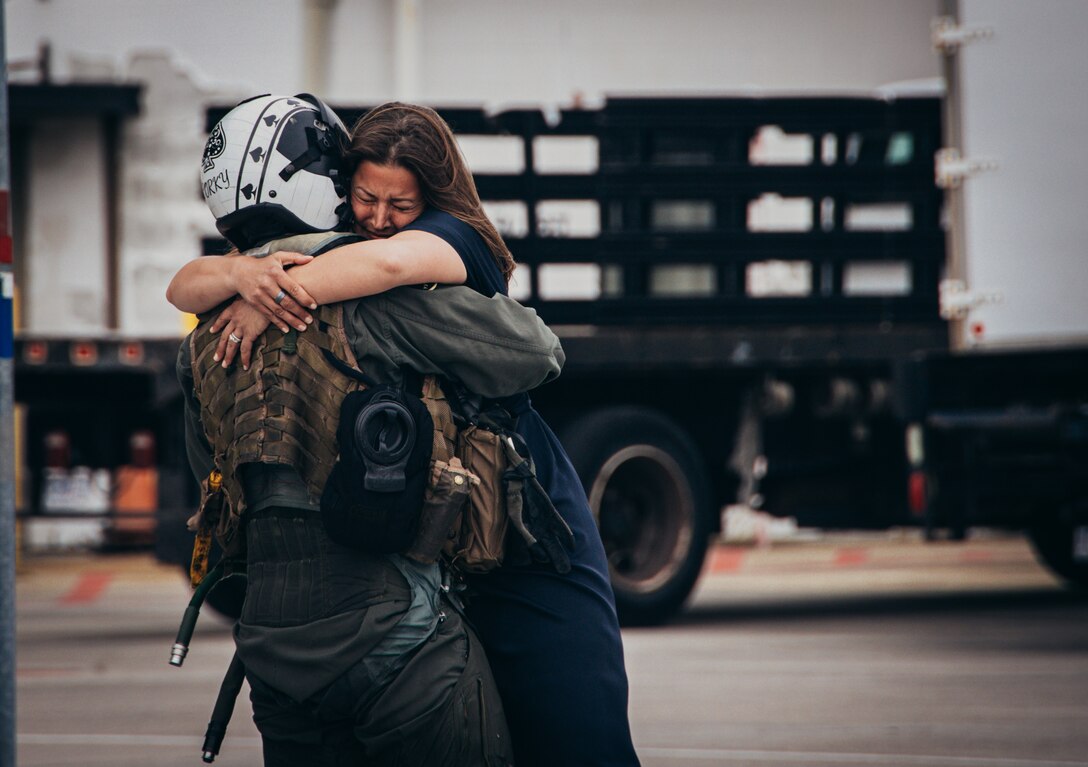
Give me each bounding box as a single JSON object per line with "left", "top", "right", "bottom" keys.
{"left": 228, "top": 252, "right": 319, "bottom": 331}
{"left": 210, "top": 298, "right": 273, "bottom": 370}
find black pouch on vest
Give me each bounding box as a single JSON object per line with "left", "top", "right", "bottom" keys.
{"left": 321, "top": 384, "right": 434, "bottom": 554}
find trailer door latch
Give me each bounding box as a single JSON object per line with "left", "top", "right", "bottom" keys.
{"left": 935, "top": 148, "right": 998, "bottom": 189}
{"left": 939, "top": 279, "right": 1003, "bottom": 320}
{"left": 931, "top": 16, "right": 995, "bottom": 54}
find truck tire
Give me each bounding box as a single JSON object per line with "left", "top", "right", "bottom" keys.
{"left": 1028, "top": 500, "right": 1088, "bottom": 588}
{"left": 561, "top": 406, "right": 713, "bottom": 625}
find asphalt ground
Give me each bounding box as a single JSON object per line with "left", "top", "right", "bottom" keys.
{"left": 13, "top": 531, "right": 1088, "bottom": 767}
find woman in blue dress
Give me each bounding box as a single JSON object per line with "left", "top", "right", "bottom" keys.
{"left": 169, "top": 101, "right": 641, "bottom": 767}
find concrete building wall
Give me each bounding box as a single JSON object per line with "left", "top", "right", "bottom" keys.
{"left": 368, "top": 0, "right": 940, "bottom": 104}
{"left": 5, "top": 0, "right": 307, "bottom": 92}
{"left": 23, "top": 119, "right": 109, "bottom": 334}
{"left": 8, "top": 0, "right": 942, "bottom": 102}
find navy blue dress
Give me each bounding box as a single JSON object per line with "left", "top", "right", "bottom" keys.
{"left": 405, "top": 209, "right": 641, "bottom": 766}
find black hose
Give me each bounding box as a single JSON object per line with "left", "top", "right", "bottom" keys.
{"left": 201, "top": 652, "right": 247, "bottom": 763}
{"left": 168, "top": 560, "right": 226, "bottom": 667}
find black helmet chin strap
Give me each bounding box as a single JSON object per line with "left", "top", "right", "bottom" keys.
{"left": 334, "top": 200, "right": 353, "bottom": 231}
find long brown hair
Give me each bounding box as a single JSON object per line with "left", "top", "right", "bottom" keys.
{"left": 346, "top": 102, "right": 515, "bottom": 285}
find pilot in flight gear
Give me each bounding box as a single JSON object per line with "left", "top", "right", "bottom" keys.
{"left": 178, "top": 94, "right": 563, "bottom": 766}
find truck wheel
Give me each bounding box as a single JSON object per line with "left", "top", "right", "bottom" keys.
{"left": 1028, "top": 501, "right": 1088, "bottom": 588}
{"left": 561, "top": 407, "right": 712, "bottom": 625}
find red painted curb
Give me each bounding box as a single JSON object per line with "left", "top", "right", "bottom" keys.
{"left": 708, "top": 548, "right": 746, "bottom": 573}
{"left": 833, "top": 549, "right": 869, "bottom": 566}
{"left": 60, "top": 571, "right": 113, "bottom": 604}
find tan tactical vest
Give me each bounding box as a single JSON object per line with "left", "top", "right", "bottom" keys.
{"left": 186, "top": 232, "right": 512, "bottom": 567}
{"left": 189, "top": 300, "right": 367, "bottom": 553}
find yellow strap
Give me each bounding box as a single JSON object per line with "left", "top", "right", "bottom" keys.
{"left": 189, "top": 529, "right": 213, "bottom": 588}
{"left": 189, "top": 470, "right": 223, "bottom": 587}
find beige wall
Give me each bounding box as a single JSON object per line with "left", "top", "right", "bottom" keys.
{"left": 329, "top": 0, "right": 942, "bottom": 104}
{"left": 9, "top": 0, "right": 943, "bottom": 102}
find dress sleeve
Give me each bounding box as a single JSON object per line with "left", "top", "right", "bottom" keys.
{"left": 403, "top": 209, "right": 507, "bottom": 297}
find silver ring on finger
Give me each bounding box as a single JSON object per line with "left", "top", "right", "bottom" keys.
{"left": 228, "top": 332, "right": 243, "bottom": 344}
{"left": 273, "top": 289, "right": 287, "bottom": 305}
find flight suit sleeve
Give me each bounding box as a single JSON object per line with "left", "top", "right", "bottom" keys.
{"left": 348, "top": 286, "right": 565, "bottom": 399}
{"left": 176, "top": 337, "right": 216, "bottom": 486}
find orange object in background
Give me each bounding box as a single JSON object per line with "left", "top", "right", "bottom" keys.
{"left": 110, "top": 465, "right": 158, "bottom": 544}
{"left": 109, "top": 430, "right": 160, "bottom": 545}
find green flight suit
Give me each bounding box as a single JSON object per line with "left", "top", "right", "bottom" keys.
{"left": 177, "top": 234, "right": 562, "bottom": 765}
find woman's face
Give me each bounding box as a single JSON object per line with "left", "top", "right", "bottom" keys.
{"left": 350, "top": 161, "right": 425, "bottom": 239}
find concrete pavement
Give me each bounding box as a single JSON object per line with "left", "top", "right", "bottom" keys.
{"left": 13, "top": 531, "right": 1088, "bottom": 767}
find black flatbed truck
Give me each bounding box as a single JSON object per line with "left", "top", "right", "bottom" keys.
{"left": 195, "top": 86, "right": 1085, "bottom": 625}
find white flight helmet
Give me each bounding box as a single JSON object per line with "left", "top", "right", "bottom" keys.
{"left": 200, "top": 93, "right": 352, "bottom": 250}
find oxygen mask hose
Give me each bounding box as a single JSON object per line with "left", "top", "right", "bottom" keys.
{"left": 201, "top": 652, "right": 246, "bottom": 763}
{"left": 169, "top": 560, "right": 225, "bottom": 667}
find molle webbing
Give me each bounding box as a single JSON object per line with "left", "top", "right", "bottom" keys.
{"left": 189, "top": 303, "right": 367, "bottom": 550}
{"left": 421, "top": 376, "right": 458, "bottom": 462}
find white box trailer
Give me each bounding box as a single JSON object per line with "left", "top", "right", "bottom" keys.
{"left": 940, "top": 0, "right": 1088, "bottom": 350}
{"left": 885, "top": 0, "right": 1088, "bottom": 595}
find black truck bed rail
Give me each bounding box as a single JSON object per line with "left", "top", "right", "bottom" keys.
{"left": 207, "top": 96, "right": 947, "bottom": 331}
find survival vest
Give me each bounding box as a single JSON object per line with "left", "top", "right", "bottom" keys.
{"left": 188, "top": 234, "right": 372, "bottom": 554}
{"left": 187, "top": 231, "right": 554, "bottom": 574}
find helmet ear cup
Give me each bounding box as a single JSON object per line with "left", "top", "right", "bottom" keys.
{"left": 201, "top": 94, "right": 352, "bottom": 250}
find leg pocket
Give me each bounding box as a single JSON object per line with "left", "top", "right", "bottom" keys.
{"left": 352, "top": 610, "right": 468, "bottom": 755}
{"left": 467, "top": 627, "right": 515, "bottom": 767}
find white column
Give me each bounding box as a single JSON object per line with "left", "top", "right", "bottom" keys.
{"left": 303, "top": 0, "right": 339, "bottom": 96}
{"left": 393, "top": 0, "right": 421, "bottom": 101}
